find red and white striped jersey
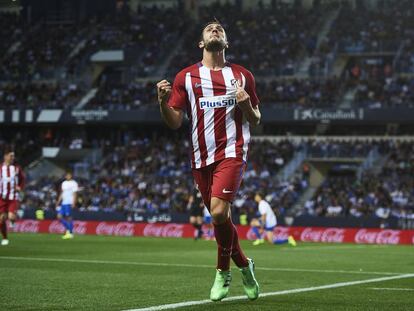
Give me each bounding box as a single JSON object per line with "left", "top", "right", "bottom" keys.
{"left": 0, "top": 163, "right": 25, "bottom": 200}
{"left": 168, "top": 62, "right": 259, "bottom": 169}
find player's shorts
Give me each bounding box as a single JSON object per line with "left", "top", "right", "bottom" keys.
{"left": 259, "top": 220, "right": 276, "bottom": 232}
{"left": 190, "top": 205, "right": 203, "bottom": 217}
{"left": 0, "top": 199, "right": 18, "bottom": 214}
{"left": 192, "top": 157, "right": 246, "bottom": 209}
{"left": 204, "top": 215, "right": 212, "bottom": 224}
{"left": 57, "top": 204, "right": 72, "bottom": 217}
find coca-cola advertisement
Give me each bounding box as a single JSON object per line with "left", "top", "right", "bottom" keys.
{"left": 96, "top": 222, "right": 135, "bottom": 236}
{"left": 9, "top": 220, "right": 414, "bottom": 245}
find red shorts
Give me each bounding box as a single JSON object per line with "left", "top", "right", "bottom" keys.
{"left": 0, "top": 199, "right": 18, "bottom": 214}
{"left": 192, "top": 157, "right": 246, "bottom": 209}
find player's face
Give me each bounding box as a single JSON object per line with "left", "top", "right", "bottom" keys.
{"left": 4, "top": 152, "right": 15, "bottom": 164}
{"left": 200, "top": 23, "right": 228, "bottom": 52}
{"left": 66, "top": 173, "right": 72, "bottom": 180}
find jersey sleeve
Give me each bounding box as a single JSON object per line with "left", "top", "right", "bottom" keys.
{"left": 258, "top": 202, "right": 267, "bottom": 216}
{"left": 73, "top": 181, "right": 79, "bottom": 192}
{"left": 243, "top": 69, "right": 260, "bottom": 108}
{"left": 18, "top": 166, "right": 25, "bottom": 189}
{"left": 168, "top": 71, "right": 188, "bottom": 111}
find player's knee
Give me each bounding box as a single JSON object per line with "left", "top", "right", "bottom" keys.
{"left": 210, "top": 198, "right": 230, "bottom": 224}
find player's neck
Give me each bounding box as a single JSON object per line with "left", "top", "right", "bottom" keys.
{"left": 202, "top": 50, "right": 226, "bottom": 71}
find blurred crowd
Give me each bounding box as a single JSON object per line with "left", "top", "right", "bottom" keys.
{"left": 1, "top": 1, "right": 414, "bottom": 110}
{"left": 305, "top": 141, "right": 414, "bottom": 221}
{"left": 20, "top": 137, "right": 304, "bottom": 218}
{"left": 257, "top": 78, "right": 340, "bottom": 108}
{"left": 166, "top": 1, "right": 326, "bottom": 77}
{"left": 328, "top": 0, "right": 413, "bottom": 53}
{"left": 16, "top": 137, "right": 412, "bottom": 223}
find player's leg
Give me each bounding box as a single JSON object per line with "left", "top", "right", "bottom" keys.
{"left": 268, "top": 227, "right": 296, "bottom": 246}
{"left": 204, "top": 214, "right": 214, "bottom": 240}
{"left": 193, "top": 166, "right": 232, "bottom": 301}
{"left": 66, "top": 216, "right": 74, "bottom": 234}
{"left": 211, "top": 158, "right": 259, "bottom": 300}
{"left": 266, "top": 229, "right": 275, "bottom": 244}
{"left": 62, "top": 204, "right": 74, "bottom": 239}
{"left": 250, "top": 218, "right": 264, "bottom": 245}
{"left": 209, "top": 196, "right": 233, "bottom": 301}
{"left": 8, "top": 200, "right": 18, "bottom": 228}
{"left": 196, "top": 215, "right": 203, "bottom": 239}
{"left": 0, "top": 212, "right": 8, "bottom": 245}
{"left": 57, "top": 206, "right": 69, "bottom": 234}
{"left": 0, "top": 201, "right": 9, "bottom": 245}
{"left": 189, "top": 215, "right": 199, "bottom": 240}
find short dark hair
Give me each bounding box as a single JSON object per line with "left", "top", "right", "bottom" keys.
{"left": 255, "top": 190, "right": 266, "bottom": 199}
{"left": 2, "top": 145, "right": 14, "bottom": 156}
{"left": 199, "top": 18, "right": 223, "bottom": 41}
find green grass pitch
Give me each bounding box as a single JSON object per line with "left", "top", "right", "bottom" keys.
{"left": 0, "top": 233, "right": 413, "bottom": 311}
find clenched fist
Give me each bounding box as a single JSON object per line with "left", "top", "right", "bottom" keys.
{"left": 235, "top": 80, "right": 250, "bottom": 108}
{"left": 157, "top": 80, "right": 172, "bottom": 105}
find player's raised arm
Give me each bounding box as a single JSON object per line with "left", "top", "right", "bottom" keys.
{"left": 235, "top": 81, "right": 261, "bottom": 126}
{"left": 157, "top": 79, "right": 183, "bottom": 130}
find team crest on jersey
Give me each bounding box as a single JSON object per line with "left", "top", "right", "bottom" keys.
{"left": 199, "top": 95, "right": 236, "bottom": 110}
{"left": 231, "top": 79, "right": 240, "bottom": 88}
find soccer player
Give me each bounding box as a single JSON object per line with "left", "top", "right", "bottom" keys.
{"left": 250, "top": 191, "right": 296, "bottom": 246}
{"left": 0, "top": 148, "right": 25, "bottom": 245}
{"left": 157, "top": 20, "right": 261, "bottom": 301}
{"left": 187, "top": 186, "right": 204, "bottom": 240}
{"left": 56, "top": 171, "right": 78, "bottom": 239}
{"left": 203, "top": 205, "right": 214, "bottom": 240}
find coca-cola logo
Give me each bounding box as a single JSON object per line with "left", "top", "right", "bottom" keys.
{"left": 49, "top": 220, "right": 66, "bottom": 234}
{"left": 96, "top": 222, "right": 135, "bottom": 236}
{"left": 300, "top": 228, "right": 324, "bottom": 242}
{"left": 274, "top": 227, "right": 290, "bottom": 241}
{"left": 320, "top": 228, "right": 345, "bottom": 243}
{"left": 355, "top": 229, "right": 400, "bottom": 245}
{"left": 73, "top": 221, "right": 87, "bottom": 235}
{"left": 13, "top": 220, "right": 39, "bottom": 233}
{"left": 246, "top": 228, "right": 258, "bottom": 240}
{"left": 143, "top": 223, "right": 184, "bottom": 238}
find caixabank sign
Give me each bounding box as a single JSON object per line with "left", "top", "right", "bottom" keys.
{"left": 293, "top": 108, "right": 364, "bottom": 121}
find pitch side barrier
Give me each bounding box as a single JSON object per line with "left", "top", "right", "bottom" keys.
{"left": 2, "top": 107, "right": 414, "bottom": 124}
{"left": 11, "top": 220, "right": 414, "bottom": 245}
{"left": 251, "top": 135, "right": 414, "bottom": 143}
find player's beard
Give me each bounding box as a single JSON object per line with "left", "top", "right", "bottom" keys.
{"left": 204, "top": 38, "right": 227, "bottom": 52}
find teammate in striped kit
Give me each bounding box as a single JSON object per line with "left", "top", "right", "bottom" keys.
{"left": 157, "top": 20, "right": 261, "bottom": 301}
{"left": 0, "top": 149, "right": 25, "bottom": 246}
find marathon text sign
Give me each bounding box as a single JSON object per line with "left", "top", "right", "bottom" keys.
{"left": 11, "top": 220, "right": 414, "bottom": 245}
{"left": 71, "top": 110, "right": 109, "bottom": 122}
{"left": 294, "top": 108, "right": 364, "bottom": 121}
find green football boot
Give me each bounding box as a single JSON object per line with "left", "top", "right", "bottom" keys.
{"left": 210, "top": 269, "right": 232, "bottom": 301}
{"left": 240, "top": 258, "right": 260, "bottom": 300}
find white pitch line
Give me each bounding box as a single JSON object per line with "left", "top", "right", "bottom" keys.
{"left": 123, "top": 274, "right": 414, "bottom": 311}
{"left": 281, "top": 245, "right": 390, "bottom": 251}
{"left": 0, "top": 256, "right": 405, "bottom": 276}
{"left": 369, "top": 287, "right": 414, "bottom": 291}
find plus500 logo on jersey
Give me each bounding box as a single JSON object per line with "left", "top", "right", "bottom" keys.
{"left": 199, "top": 95, "right": 236, "bottom": 109}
